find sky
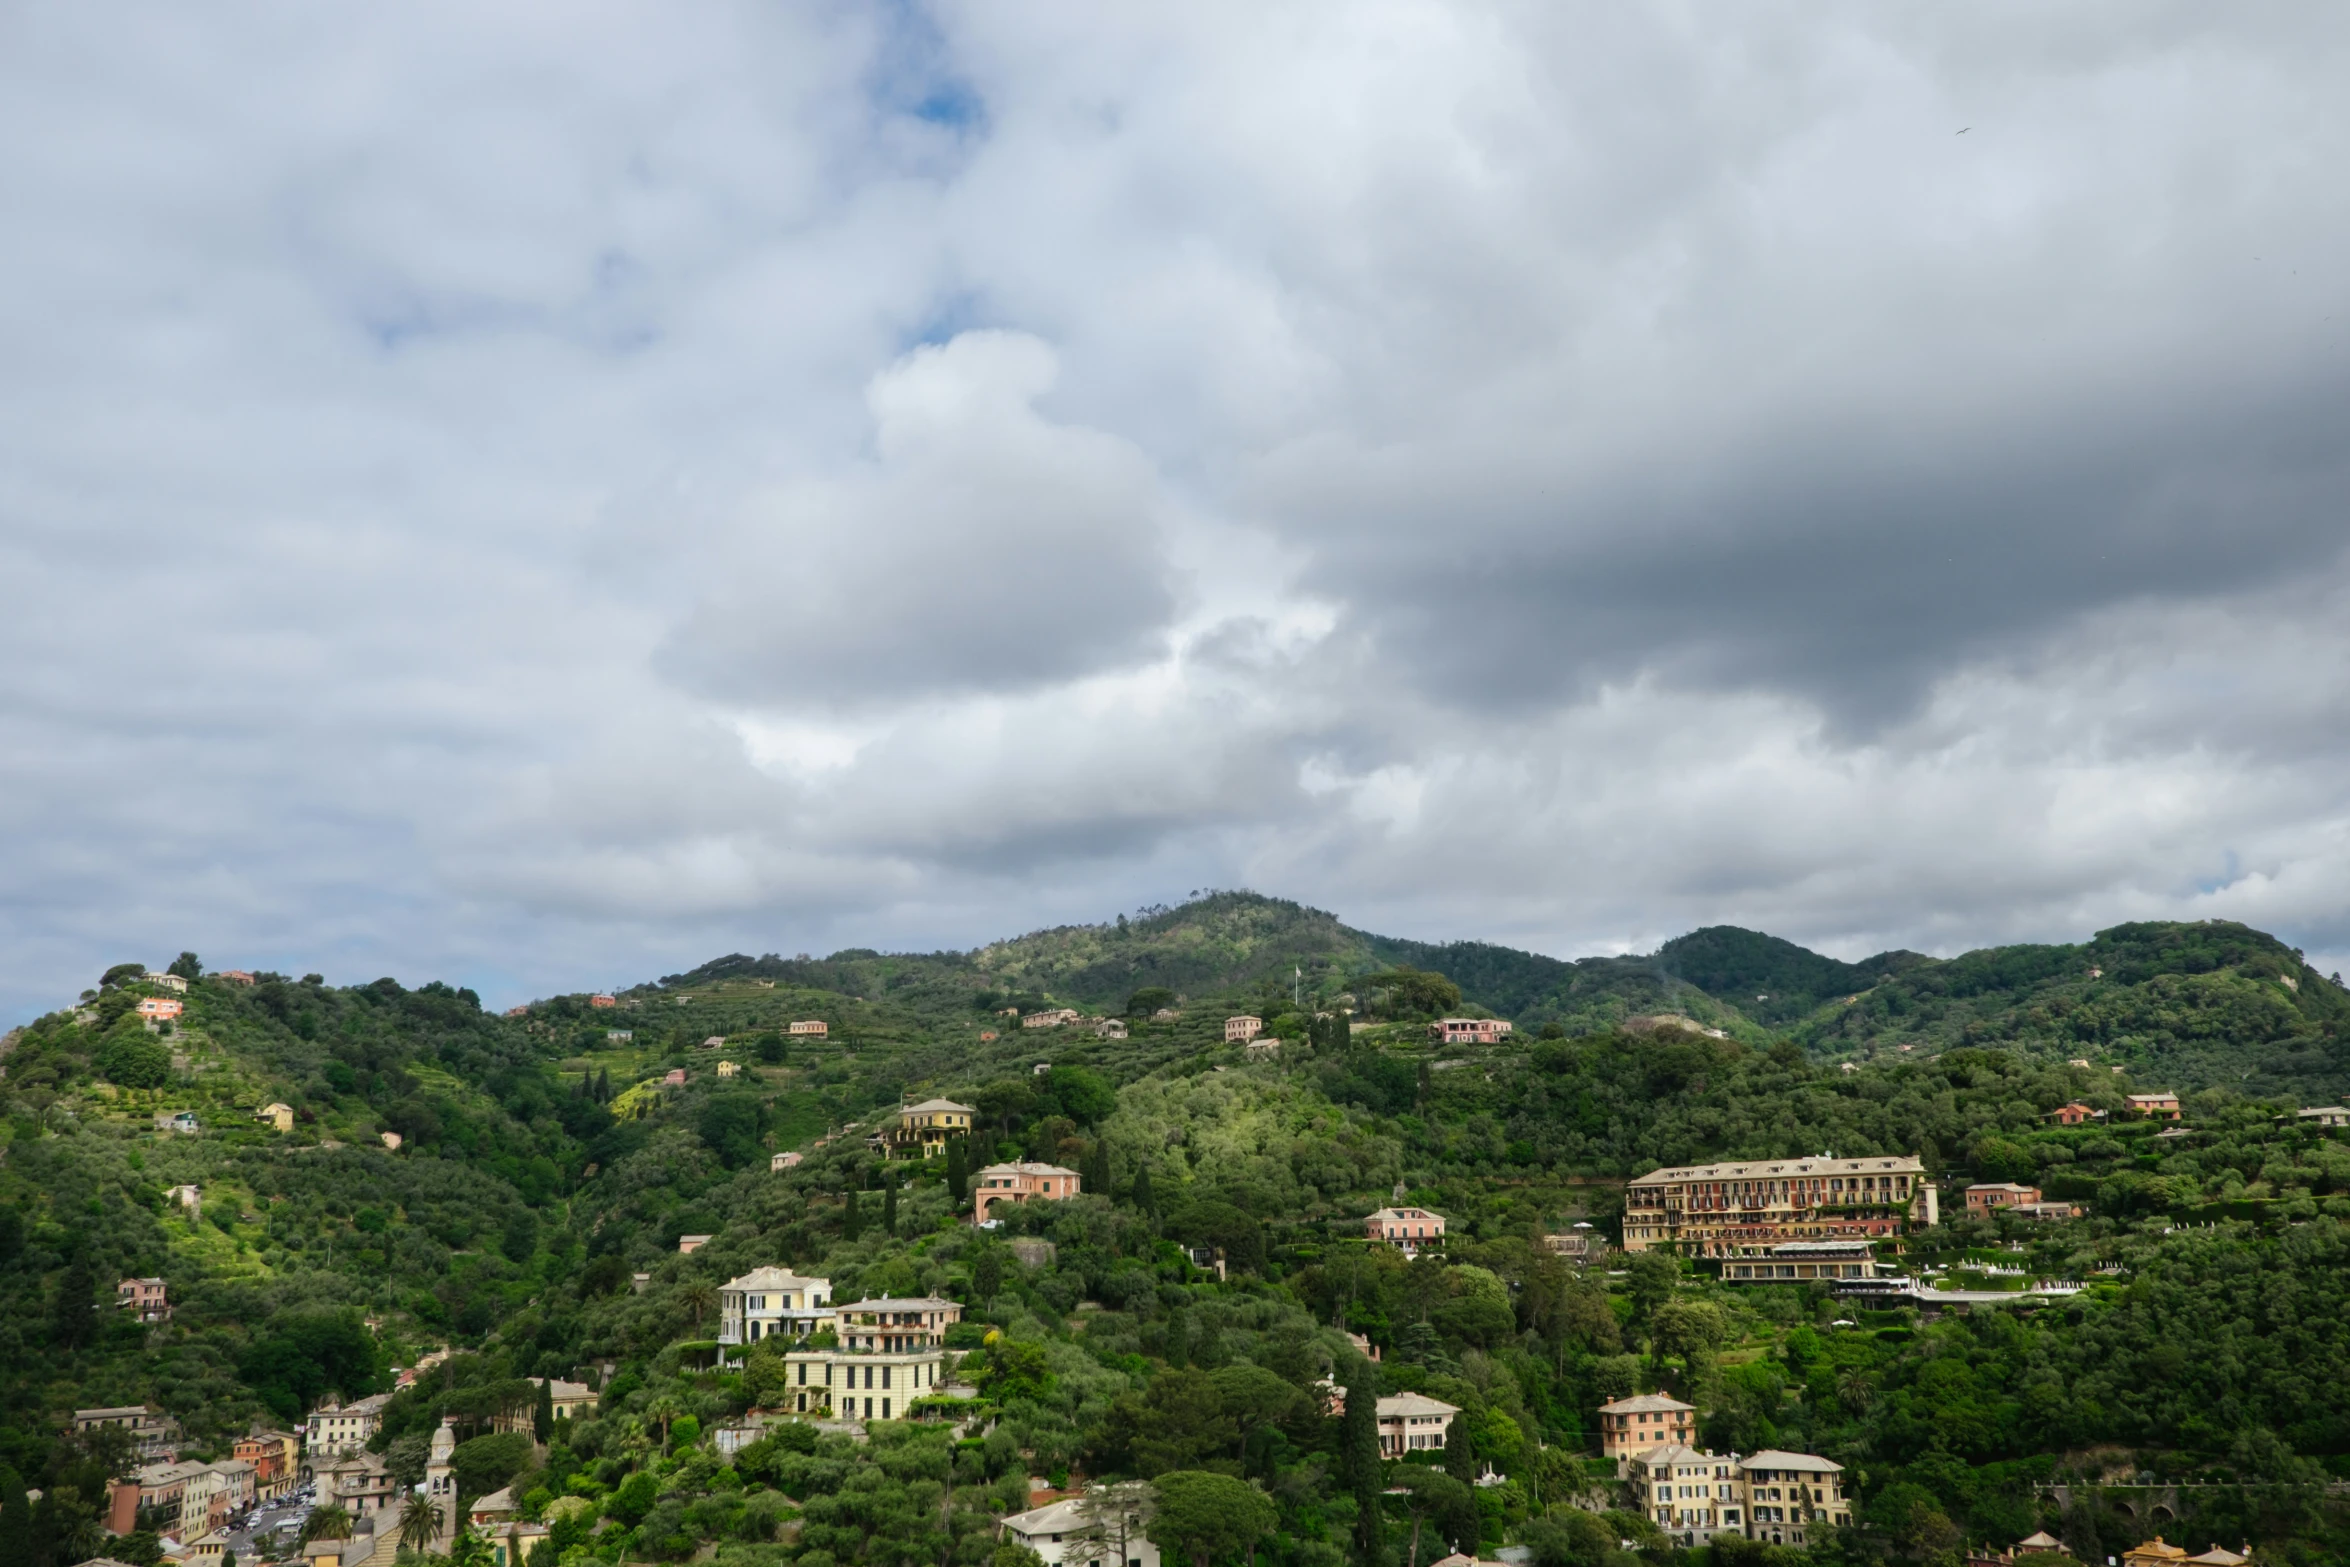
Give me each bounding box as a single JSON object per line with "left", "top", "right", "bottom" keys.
{"left": 4, "top": 2, "right": 2349, "bottom": 1018}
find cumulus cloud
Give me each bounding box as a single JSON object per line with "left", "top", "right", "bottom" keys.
{"left": 2, "top": 1, "right": 2349, "bottom": 1015}
{"left": 662, "top": 331, "right": 1181, "bottom": 705}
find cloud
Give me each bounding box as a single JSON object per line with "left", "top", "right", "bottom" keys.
{"left": 661, "top": 331, "right": 1181, "bottom": 706}
{"left": 2, "top": 2, "right": 2350, "bottom": 1015}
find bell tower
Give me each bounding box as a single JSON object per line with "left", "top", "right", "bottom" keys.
{"left": 425, "top": 1417, "right": 458, "bottom": 1546}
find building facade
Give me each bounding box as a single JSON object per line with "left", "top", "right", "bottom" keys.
{"left": 118, "top": 1277, "right": 171, "bottom": 1322}
{"left": 874, "top": 1099, "right": 976, "bottom": 1160}
{"left": 1430, "top": 1018, "right": 1513, "bottom": 1045}
{"left": 1224, "top": 1015, "right": 1263, "bottom": 1042}
{"left": 1624, "top": 1155, "right": 1937, "bottom": 1257}
{"left": 1628, "top": 1446, "right": 1852, "bottom": 1549}
{"left": 76, "top": 1405, "right": 181, "bottom": 1461}
{"left": 789, "top": 1020, "right": 829, "bottom": 1036}
{"left": 718, "top": 1268, "right": 835, "bottom": 1349}
{"left": 1719, "top": 1240, "right": 1881, "bottom": 1283}
{"left": 2127, "top": 1093, "right": 2183, "bottom": 1121}
{"left": 778, "top": 1346, "right": 948, "bottom": 1421}
{"left": 1374, "top": 1393, "right": 1459, "bottom": 1456}
{"left": 999, "top": 1493, "right": 1163, "bottom": 1567}
{"left": 1364, "top": 1206, "right": 1447, "bottom": 1255}
{"left": 303, "top": 1393, "right": 391, "bottom": 1458}
{"left": 1965, "top": 1183, "right": 2041, "bottom": 1215}
{"left": 1598, "top": 1394, "right": 1695, "bottom": 1466}
{"left": 974, "top": 1162, "right": 1081, "bottom": 1221}
{"left": 834, "top": 1297, "right": 962, "bottom": 1353}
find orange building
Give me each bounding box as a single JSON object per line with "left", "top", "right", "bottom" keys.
{"left": 1965, "top": 1183, "right": 2041, "bottom": 1215}
{"left": 974, "top": 1162, "right": 1080, "bottom": 1221}
{"left": 1598, "top": 1393, "right": 1697, "bottom": 1467}
{"left": 1365, "top": 1206, "right": 1447, "bottom": 1255}
{"left": 136, "top": 997, "right": 183, "bottom": 1021}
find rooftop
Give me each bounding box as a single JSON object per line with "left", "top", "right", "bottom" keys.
{"left": 1598, "top": 1393, "right": 1696, "bottom": 1414}
{"left": 1631, "top": 1154, "right": 1925, "bottom": 1185}
{"left": 1741, "top": 1450, "right": 1844, "bottom": 1473}
{"left": 900, "top": 1098, "right": 975, "bottom": 1115}
{"left": 721, "top": 1267, "right": 831, "bottom": 1292}
{"left": 1376, "top": 1392, "right": 1461, "bottom": 1417}
{"left": 976, "top": 1162, "right": 1079, "bottom": 1177}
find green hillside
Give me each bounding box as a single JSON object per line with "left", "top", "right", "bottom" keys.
{"left": 6, "top": 904, "right": 2350, "bottom": 1567}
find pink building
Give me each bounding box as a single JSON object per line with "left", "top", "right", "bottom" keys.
{"left": 590, "top": 994, "right": 618, "bottom": 1008}
{"left": 974, "top": 1162, "right": 1081, "bottom": 1222}
{"left": 664, "top": 1068, "right": 687, "bottom": 1086}
{"left": 216, "top": 970, "right": 256, "bottom": 985}
{"left": 136, "top": 997, "right": 183, "bottom": 1021}
{"left": 1365, "top": 1206, "right": 1446, "bottom": 1255}
{"left": 1431, "top": 1018, "right": 1513, "bottom": 1045}
{"left": 1224, "top": 1015, "right": 1264, "bottom": 1043}
{"left": 1964, "top": 1182, "right": 2041, "bottom": 1215}
{"left": 118, "top": 1277, "right": 170, "bottom": 1322}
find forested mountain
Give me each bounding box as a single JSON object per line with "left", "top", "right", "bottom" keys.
{"left": 6, "top": 898, "right": 2350, "bottom": 1567}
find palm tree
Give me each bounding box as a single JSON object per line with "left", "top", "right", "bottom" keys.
{"left": 301, "top": 1505, "right": 354, "bottom": 1545}
{"left": 679, "top": 1281, "right": 718, "bottom": 1333}
{"left": 398, "top": 1495, "right": 442, "bottom": 1557}
{"left": 644, "top": 1394, "right": 683, "bottom": 1453}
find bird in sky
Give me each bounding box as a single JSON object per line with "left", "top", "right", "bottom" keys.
{"left": 1957, "top": 127, "right": 1971, "bottom": 134}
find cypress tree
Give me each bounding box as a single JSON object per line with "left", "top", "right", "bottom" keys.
{"left": 882, "top": 1182, "right": 898, "bottom": 1237}
{"left": 1131, "top": 1165, "right": 1155, "bottom": 1216}
{"left": 946, "top": 1138, "right": 968, "bottom": 1203}
{"left": 842, "top": 1190, "right": 862, "bottom": 1243}
{"left": 533, "top": 1377, "right": 554, "bottom": 1445}
{"left": 0, "top": 1464, "right": 32, "bottom": 1567}
{"left": 50, "top": 1248, "right": 97, "bottom": 1352}
{"left": 1443, "top": 1410, "right": 1476, "bottom": 1485}
{"left": 1342, "top": 1359, "right": 1386, "bottom": 1567}
{"left": 1166, "top": 1311, "right": 1189, "bottom": 1369}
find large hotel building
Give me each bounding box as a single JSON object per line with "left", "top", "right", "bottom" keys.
{"left": 1622, "top": 1154, "right": 1937, "bottom": 1258}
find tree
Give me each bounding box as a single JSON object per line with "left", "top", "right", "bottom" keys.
{"left": 698, "top": 1095, "right": 765, "bottom": 1169}
{"left": 1126, "top": 987, "right": 1177, "bottom": 1017}
{"left": 947, "top": 1138, "right": 970, "bottom": 1203}
{"left": 1146, "top": 1472, "right": 1276, "bottom": 1567}
{"left": 842, "top": 1190, "right": 863, "bottom": 1243}
{"left": 883, "top": 1182, "right": 898, "bottom": 1237}
{"left": 1389, "top": 1469, "right": 1472, "bottom": 1567}
{"left": 167, "top": 952, "right": 203, "bottom": 980}
{"left": 532, "top": 1378, "right": 554, "bottom": 1444}
{"left": 680, "top": 1280, "right": 718, "bottom": 1333}
{"left": 1076, "top": 1481, "right": 1156, "bottom": 1567}
{"left": 1131, "top": 1166, "right": 1156, "bottom": 1217}
{"left": 301, "top": 1506, "right": 354, "bottom": 1545}
{"left": 50, "top": 1248, "right": 99, "bottom": 1352}
{"left": 1442, "top": 1412, "right": 1476, "bottom": 1487}
{"left": 398, "top": 1495, "right": 442, "bottom": 1555}
{"left": 1340, "top": 1359, "right": 1385, "bottom": 1567}
{"left": 973, "top": 1246, "right": 1003, "bottom": 1302}
{"left": 0, "top": 1464, "right": 32, "bottom": 1567}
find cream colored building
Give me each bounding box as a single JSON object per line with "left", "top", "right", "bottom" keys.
{"left": 719, "top": 1267, "right": 835, "bottom": 1349}
{"left": 1374, "top": 1392, "right": 1459, "bottom": 1456}
{"left": 834, "top": 1296, "right": 962, "bottom": 1352}
{"left": 1627, "top": 1446, "right": 1852, "bottom": 1549}
{"left": 999, "top": 1493, "right": 1163, "bottom": 1567}
{"left": 779, "top": 1345, "right": 948, "bottom": 1421}
{"left": 876, "top": 1098, "right": 976, "bottom": 1160}
{"left": 1624, "top": 1155, "right": 1936, "bottom": 1258}
{"left": 302, "top": 1394, "right": 390, "bottom": 1459}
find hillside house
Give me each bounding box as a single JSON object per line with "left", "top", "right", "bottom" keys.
{"left": 835, "top": 1296, "right": 962, "bottom": 1352}
{"left": 2297, "top": 1106, "right": 2350, "bottom": 1128}
{"left": 701, "top": 1035, "right": 726, "bottom": 1049}
{"left": 876, "top": 1098, "right": 976, "bottom": 1160}
{"left": 137, "top": 998, "right": 183, "bottom": 1021}
{"left": 1245, "top": 1038, "right": 1281, "bottom": 1059}
{"left": 118, "top": 1277, "right": 170, "bottom": 1322}
{"left": 590, "top": 995, "right": 617, "bottom": 1008}
{"left": 155, "top": 1112, "right": 200, "bottom": 1135}
{"left": 2050, "top": 1102, "right": 2103, "bottom": 1125}
{"left": 1091, "top": 1017, "right": 1129, "bottom": 1039}
{"left": 1965, "top": 1182, "right": 2041, "bottom": 1214}
{"left": 1023, "top": 1009, "right": 1081, "bottom": 1029}
{"left": 216, "top": 970, "right": 256, "bottom": 985}
{"left": 607, "top": 1029, "right": 633, "bottom": 1041}
{"left": 771, "top": 1150, "right": 804, "bottom": 1171}
{"left": 2127, "top": 1093, "right": 2183, "bottom": 1121}
{"left": 716, "top": 1060, "right": 740, "bottom": 1078}
{"left": 1375, "top": 1392, "right": 1459, "bottom": 1455}
{"left": 1224, "top": 1015, "right": 1264, "bottom": 1042}
{"left": 142, "top": 973, "right": 189, "bottom": 993}
{"left": 304, "top": 1394, "right": 391, "bottom": 1459}
{"left": 998, "top": 1494, "right": 1163, "bottom": 1567}
{"left": 678, "top": 1234, "right": 712, "bottom": 1255}
{"left": 1431, "top": 1018, "right": 1513, "bottom": 1044}
{"left": 1720, "top": 1239, "right": 1881, "bottom": 1282}
{"left": 1598, "top": 1393, "right": 1696, "bottom": 1466}
{"left": 1154, "top": 1007, "right": 1181, "bottom": 1020}
{"left": 1365, "top": 1206, "right": 1446, "bottom": 1255}
{"left": 663, "top": 1068, "right": 686, "bottom": 1085}
{"left": 789, "top": 1019, "right": 829, "bottom": 1036}
{"left": 974, "top": 1162, "right": 1081, "bottom": 1221}
{"left": 1540, "top": 1226, "right": 1602, "bottom": 1261}
{"left": 254, "top": 1103, "right": 294, "bottom": 1132}
{"left": 1628, "top": 1446, "right": 1741, "bottom": 1545}
{"left": 719, "top": 1267, "right": 834, "bottom": 1348}
{"left": 234, "top": 1433, "right": 300, "bottom": 1498}
{"left": 776, "top": 1344, "right": 946, "bottom": 1421}
{"left": 76, "top": 1404, "right": 180, "bottom": 1461}
{"left": 165, "top": 1182, "right": 201, "bottom": 1214}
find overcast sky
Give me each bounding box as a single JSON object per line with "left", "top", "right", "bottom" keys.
{"left": 5, "top": 2, "right": 2349, "bottom": 1018}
